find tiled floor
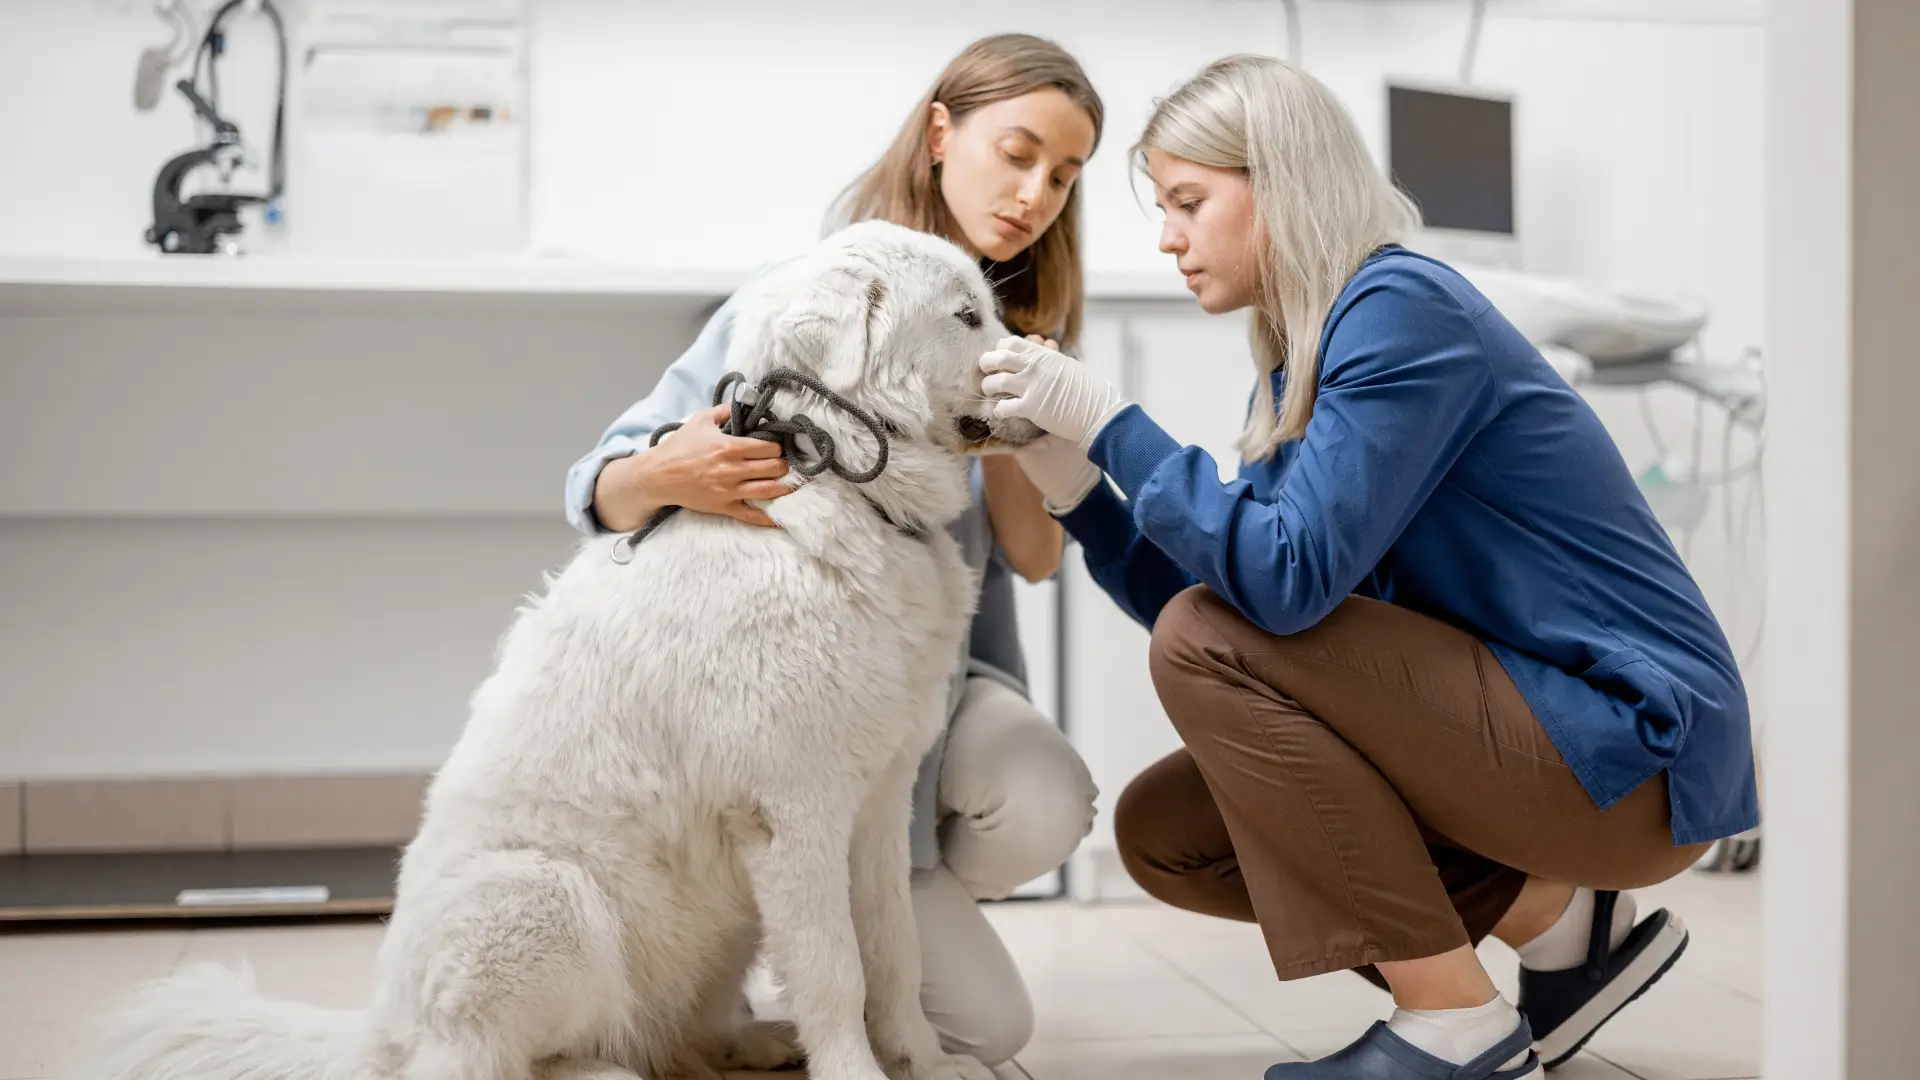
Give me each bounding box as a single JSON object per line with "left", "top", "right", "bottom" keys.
{"left": 0, "top": 869, "right": 1758, "bottom": 1080}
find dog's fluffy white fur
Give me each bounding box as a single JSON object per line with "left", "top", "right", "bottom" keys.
{"left": 82, "top": 221, "right": 1041, "bottom": 1080}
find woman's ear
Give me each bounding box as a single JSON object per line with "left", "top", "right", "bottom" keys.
{"left": 926, "top": 101, "right": 952, "bottom": 165}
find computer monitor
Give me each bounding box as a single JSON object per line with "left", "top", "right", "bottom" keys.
{"left": 1386, "top": 81, "right": 1518, "bottom": 268}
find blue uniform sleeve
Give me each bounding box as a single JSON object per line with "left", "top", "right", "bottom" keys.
{"left": 1056, "top": 480, "right": 1198, "bottom": 629}
{"left": 562, "top": 292, "right": 747, "bottom": 535}
{"left": 1085, "top": 271, "right": 1501, "bottom": 636}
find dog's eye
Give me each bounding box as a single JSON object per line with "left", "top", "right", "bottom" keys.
{"left": 954, "top": 307, "right": 982, "bottom": 330}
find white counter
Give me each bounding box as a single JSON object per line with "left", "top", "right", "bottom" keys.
{"left": 0, "top": 251, "right": 1195, "bottom": 785}
{"left": 0, "top": 255, "right": 1191, "bottom": 312}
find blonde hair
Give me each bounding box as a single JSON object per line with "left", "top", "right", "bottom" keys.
{"left": 829, "top": 34, "right": 1104, "bottom": 346}
{"left": 1136, "top": 55, "right": 1420, "bottom": 459}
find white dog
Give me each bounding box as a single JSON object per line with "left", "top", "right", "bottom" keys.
{"left": 84, "top": 221, "right": 1042, "bottom": 1080}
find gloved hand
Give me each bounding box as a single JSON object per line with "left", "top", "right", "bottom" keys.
{"left": 980, "top": 336, "right": 1132, "bottom": 450}
{"left": 1012, "top": 433, "right": 1105, "bottom": 515}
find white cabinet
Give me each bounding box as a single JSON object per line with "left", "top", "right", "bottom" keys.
{"left": 1059, "top": 303, "right": 1259, "bottom": 900}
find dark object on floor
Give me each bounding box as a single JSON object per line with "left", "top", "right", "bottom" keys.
{"left": 0, "top": 847, "right": 400, "bottom": 923}
{"left": 1694, "top": 827, "right": 1762, "bottom": 873}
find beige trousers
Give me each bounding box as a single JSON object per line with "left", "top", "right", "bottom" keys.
{"left": 914, "top": 675, "right": 1097, "bottom": 1066}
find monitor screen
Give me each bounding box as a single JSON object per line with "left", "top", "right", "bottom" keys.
{"left": 1387, "top": 85, "right": 1514, "bottom": 236}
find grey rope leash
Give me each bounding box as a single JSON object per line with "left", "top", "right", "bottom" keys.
{"left": 611, "top": 367, "right": 907, "bottom": 563}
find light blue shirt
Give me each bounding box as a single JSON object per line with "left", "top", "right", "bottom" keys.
{"left": 564, "top": 262, "right": 1033, "bottom": 869}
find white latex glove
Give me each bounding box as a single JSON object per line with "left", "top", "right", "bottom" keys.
{"left": 1013, "top": 433, "right": 1105, "bottom": 515}
{"left": 979, "top": 336, "right": 1131, "bottom": 450}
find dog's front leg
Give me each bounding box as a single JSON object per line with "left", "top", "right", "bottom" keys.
{"left": 734, "top": 793, "right": 889, "bottom": 1080}
{"left": 851, "top": 751, "right": 994, "bottom": 1080}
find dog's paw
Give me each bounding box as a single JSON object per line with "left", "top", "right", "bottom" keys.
{"left": 901, "top": 1053, "right": 996, "bottom": 1080}
{"left": 719, "top": 1019, "right": 805, "bottom": 1071}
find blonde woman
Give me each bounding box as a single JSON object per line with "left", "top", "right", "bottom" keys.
{"left": 565, "top": 35, "right": 1102, "bottom": 1068}
{"left": 984, "top": 56, "right": 1757, "bottom": 1079}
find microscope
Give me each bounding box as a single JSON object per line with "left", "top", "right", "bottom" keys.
{"left": 140, "top": 0, "right": 286, "bottom": 256}
{"left": 145, "top": 79, "right": 263, "bottom": 255}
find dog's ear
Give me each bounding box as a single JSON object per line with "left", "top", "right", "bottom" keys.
{"left": 775, "top": 266, "right": 885, "bottom": 387}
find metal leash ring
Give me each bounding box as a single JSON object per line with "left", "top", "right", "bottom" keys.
{"left": 609, "top": 535, "right": 638, "bottom": 565}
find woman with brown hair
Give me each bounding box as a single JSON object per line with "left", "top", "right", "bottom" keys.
{"left": 564, "top": 34, "right": 1104, "bottom": 1067}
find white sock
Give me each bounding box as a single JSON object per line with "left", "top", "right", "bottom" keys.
{"left": 1515, "top": 888, "right": 1637, "bottom": 972}
{"left": 1387, "top": 994, "right": 1531, "bottom": 1070}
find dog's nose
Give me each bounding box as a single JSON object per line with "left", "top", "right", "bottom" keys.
{"left": 956, "top": 417, "right": 993, "bottom": 442}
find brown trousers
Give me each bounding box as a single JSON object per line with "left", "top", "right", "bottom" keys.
{"left": 1118, "top": 587, "right": 1706, "bottom": 986}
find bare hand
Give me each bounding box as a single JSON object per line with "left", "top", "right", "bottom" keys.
{"left": 593, "top": 403, "right": 790, "bottom": 530}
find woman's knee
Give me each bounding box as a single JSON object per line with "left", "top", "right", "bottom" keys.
{"left": 939, "top": 683, "right": 1097, "bottom": 894}
{"left": 933, "top": 979, "right": 1033, "bottom": 1068}
{"left": 913, "top": 866, "right": 1035, "bottom": 1067}
{"left": 1112, "top": 752, "right": 1240, "bottom": 916}
{"left": 1146, "top": 586, "right": 1243, "bottom": 735}
{"left": 999, "top": 746, "right": 1099, "bottom": 859}
{"left": 1114, "top": 769, "right": 1182, "bottom": 900}
{"left": 1147, "top": 586, "right": 1216, "bottom": 674}
{"left": 947, "top": 778, "right": 1095, "bottom": 898}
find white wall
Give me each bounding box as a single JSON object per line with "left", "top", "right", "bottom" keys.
{"left": 0, "top": 288, "right": 704, "bottom": 778}
{"left": 535, "top": 0, "right": 1767, "bottom": 355}
{"left": 0, "top": 1, "right": 1771, "bottom": 781}
{"left": 0, "top": 0, "right": 1768, "bottom": 362}
{"left": 1762, "top": 0, "right": 1920, "bottom": 1073}
{"left": 5, "top": 1, "right": 1764, "bottom": 332}
{"left": 1760, "top": 0, "right": 1848, "bottom": 1066}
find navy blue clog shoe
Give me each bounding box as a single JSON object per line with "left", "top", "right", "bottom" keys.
{"left": 1263, "top": 1017, "right": 1541, "bottom": 1079}
{"left": 1519, "top": 890, "right": 1690, "bottom": 1070}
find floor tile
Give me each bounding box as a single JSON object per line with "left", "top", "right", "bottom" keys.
{"left": 1097, "top": 901, "right": 1272, "bottom": 969}
{"left": 1636, "top": 871, "right": 1762, "bottom": 1002}
{"left": 983, "top": 904, "right": 1182, "bottom": 986}
{"left": 1019, "top": 1034, "right": 1299, "bottom": 1080}
{"left": 0, "top": 877, "right": 1765, "bottom": 1080}
{"left": 1096, "top": 899, "right": 1258, "bottom": 939}
{"left": 1583, "top": 970, "right": 1761, "bottom": 1080}
{"left": 1027, "top": 978, "right": 1261, "bottom": 1043}
{"left": 1543, "top": 1054, "right": 1656, "bottom": 1080}
{"left": 0, "top": 928, "right": 191, "bottom": 1023}
{"left": 724, "top": 1066, "right": 1028, "bottom": 1080}
{"left": 176, "top": 919, "right": 386, "bottom": 1009}
{"left": 1182, "top": 967, "right": 1394, "bottom": 1038}
{"left": 1131, "top": 929, "right": 1280, "bottom": 985}
{"left": 0, "top": 1019, "right": 79, "bottom": 1080}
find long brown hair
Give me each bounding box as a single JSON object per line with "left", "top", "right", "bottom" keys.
{"left": 828, "top": 34, "right": 1104, "bottom": 346}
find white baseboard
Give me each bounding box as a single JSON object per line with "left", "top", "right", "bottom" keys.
{"left": 1067, "top": 845, "right": 1150, "bottom": 904}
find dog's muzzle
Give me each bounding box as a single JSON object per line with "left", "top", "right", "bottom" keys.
{"left": 955, "top": 415, "right": 1044, "bottom": 449}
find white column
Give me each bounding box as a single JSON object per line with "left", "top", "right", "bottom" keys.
{"left": 1764, "top": 1, "right": 1920, "bottom": 1076}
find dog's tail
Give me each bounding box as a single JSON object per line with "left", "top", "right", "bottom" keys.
{"left": 78, "top": 961, "right": 374, "bottom": 1080}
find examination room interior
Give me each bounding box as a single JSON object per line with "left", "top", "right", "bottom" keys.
{"left": 0, "top": 1, "right": 1914, "bottom": 1079}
